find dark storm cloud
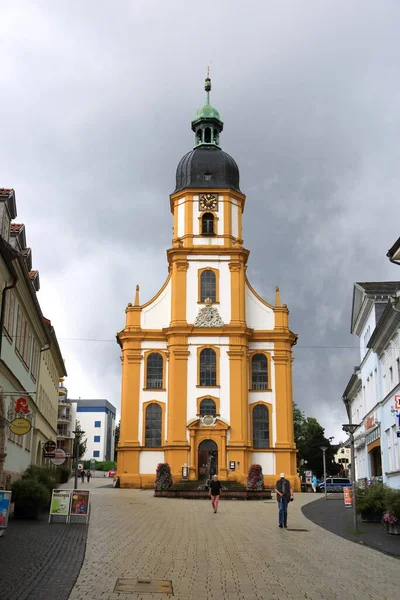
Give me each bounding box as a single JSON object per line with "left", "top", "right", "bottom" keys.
{"left": 1, "top": 0, "right": 399, "bottom": 438}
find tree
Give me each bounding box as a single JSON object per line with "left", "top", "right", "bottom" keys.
{"left": 114, "top": 420, "right": 120, "bottom": 461}
{"left": 293, "top": 403, "right": 340, "bottom": 478}
{"left": 75, "top": 419, "right": 87, "bottom": 460}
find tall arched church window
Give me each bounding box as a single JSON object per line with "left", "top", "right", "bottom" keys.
{"left": 200, "top": 398, "right": 216, "bottom": 416}
{"left": 199, "top": 349, "right": 217, "bottom": 386}
{"left": 201, "top": 212, "right": 214, "bottom": 236}
{"left": 146, "top": 352, "right": 163, "bottom": 389}
{"left": 251, "top": 354, "right": 268, "bottom": 390}
{"left": 145, "top": 403, "right": 162, "bottom": 447}
{"left": 253, "top": 404, "right": 269, "bottom": 448}
{"left": 200, "top": 270, "right": 216, "bottom": 302}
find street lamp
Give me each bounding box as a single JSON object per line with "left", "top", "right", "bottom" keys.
{"left": 320, "top": 446, "right": 328, "bottom": 500}
{"left": 72, "top": 429, "right": 85, "bottom": 489}
{"left": 342, "top": 423, "right": 359, "bottom": 533}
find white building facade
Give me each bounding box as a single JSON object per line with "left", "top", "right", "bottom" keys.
{"left": 343, "top": 282, "right": 400, "bottom": 489}
{"left": 71, "top": 399, "right": 116, "bottom": 462}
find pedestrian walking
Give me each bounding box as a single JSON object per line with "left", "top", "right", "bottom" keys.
{"left": 274, "top": 473, "right": 293, "bottom": 528}
{"left": 209, "top": 474, "right": 222, "bottom": 514}
{"left": 311, "top": 475, "right": 317, "bottom": 493}
{"left": 80, "top": 469, "right": 86, "bottom": 483}
{"left": 87, "top": 470, "right": 91, "bottom": 483}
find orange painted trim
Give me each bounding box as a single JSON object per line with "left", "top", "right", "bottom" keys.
{"left": 143, "top": 349, "right": 168, "bottom": 390}
{"left": 196, "top": 394, "right": 221, "bottom": 416}
{"left": 198, "top": 266, "right": 220, "bottom": 303}
{"left": 197, "top": 345, "right": 221, "bottom": 387}
{"left": 139, "top": 273, "right": 171, "bottom": 309}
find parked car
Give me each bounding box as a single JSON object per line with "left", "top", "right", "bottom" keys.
{"left": 108, "top": 469, "right": 117, "bottom": 477}
{"left": 318, "top": 477, "right": 351, "bottom": 493}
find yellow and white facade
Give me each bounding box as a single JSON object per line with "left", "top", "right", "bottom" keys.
{"left": 117, "top": 77, "right": 299, "bottom": 490}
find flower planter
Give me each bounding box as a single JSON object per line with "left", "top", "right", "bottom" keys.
{"left": 386, "top": 523, "right": 400, "bottom": 535}
{"left": 360, "top": 509, "right": 382, "bottom": 523}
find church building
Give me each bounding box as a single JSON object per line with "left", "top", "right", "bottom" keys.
{"left": 117, "top": 76, "right": 299, "bottom": 490}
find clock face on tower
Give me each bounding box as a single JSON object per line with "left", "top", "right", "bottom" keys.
{"left": 199, "top": 193, "right": 218, "bottom": 211}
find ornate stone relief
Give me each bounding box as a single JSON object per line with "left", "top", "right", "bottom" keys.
{"left": 194, "top": 298, "right": 224, "bottom": 328}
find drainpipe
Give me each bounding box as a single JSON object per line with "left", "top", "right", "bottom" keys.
{"left": 0, "top": 279, "right": 17, "bottom": 361}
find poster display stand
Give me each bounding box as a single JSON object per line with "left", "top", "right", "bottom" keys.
{"left": 69, "top": 490, "right": 90, "bottom": 524}
{"left": 0, "top": 491, "right": 11, "bottom": 536}
{"left": 49, "top": 489, "right": 72, "bottom": 523}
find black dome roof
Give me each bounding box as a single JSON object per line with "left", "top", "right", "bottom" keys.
{"left": 174, "top": 145, "right": 241, "bottom": 194}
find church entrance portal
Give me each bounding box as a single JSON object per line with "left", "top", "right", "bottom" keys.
{"left": 198, "top": 439, "right": 218, "bottom": 480}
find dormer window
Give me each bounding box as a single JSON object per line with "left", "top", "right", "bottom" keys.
{"left": 202, "top": 213, "right": 214, "bottom": 236}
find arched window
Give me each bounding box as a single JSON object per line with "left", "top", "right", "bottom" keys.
{"left": 146, "top": 353, "right": 163, "bottom": 389}
{"left": 251, "top": 354, "right": 268, "bottom": 390}
{"left": 204, "top": 127, "right": 211, "bottom": 143}
{"left": 200, "top": 398, "right": 216, "bottom": 416}
{"left": 199, "top": 348, "right": 216, "bottom": 386}
{"left": 253, "top": 404, "right": 269, "bottom": 448}
{"left": 201, "top": 212, "right": 214, "bottom": 236}
{"left": 145, "top": 403, "right": 162, "bottom": 447}
{"left": 200, "top": 270, "right": 216, "bottom": 302}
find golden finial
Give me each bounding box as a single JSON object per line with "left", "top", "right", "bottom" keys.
{"left": 134, "top": 285, "right": 140, "bottom": 307}
{"left": 275, "top": 286, "right": 281, "bottom": 307}
{"left": 205, "top": 297, "right": 212, "bottom": 305}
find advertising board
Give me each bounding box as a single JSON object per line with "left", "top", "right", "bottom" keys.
{"left": 0, "top": 491, "right": 11, "bottom": 529}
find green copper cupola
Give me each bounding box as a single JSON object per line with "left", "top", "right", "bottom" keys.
{"left": 191, "top": 71, "right": 224, "bottom": 147}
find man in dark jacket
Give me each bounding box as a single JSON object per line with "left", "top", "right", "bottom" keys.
{"left": 274, "top": 473, "right": 294, "bottom": 528}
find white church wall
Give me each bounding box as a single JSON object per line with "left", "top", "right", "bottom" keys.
{"left": 186, "top": 261, "right": 231, "bottom": 324}
{"left": 141, "top": 341, "right": 168, "bottom": 350}
{"left": 141, "top": 280, "right": 171, "bottom": 329}
{"left": 245, "top": 284, "right": 274, "bottom": 329}
{"left": 139, "top": 451, "right": 165, "bottom": 473}
{"left": 251, "top": 452, "right": 275, "bottom": 475}
{"left": 177, "top": 197, "right": 185, "bottom": 238}
{"left": 231, "top": 197, "right": 239, "bottom": 238}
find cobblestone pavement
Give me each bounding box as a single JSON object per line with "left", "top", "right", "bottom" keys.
{"left": 69, "top": 479, "right": 400, "bottom": 600}
{"left": 0, "top": 513, "right": 87, "bottom": 600}
{"left": 302, "top": 494, "right": 400, "bottom": 558}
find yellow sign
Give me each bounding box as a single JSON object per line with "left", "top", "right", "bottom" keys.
{"left": 9, "top": 418, "right": 31, "bottom": 436}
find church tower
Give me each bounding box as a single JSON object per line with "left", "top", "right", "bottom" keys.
{"left": 117, "top": 75, "right": 299, "bottom": 490}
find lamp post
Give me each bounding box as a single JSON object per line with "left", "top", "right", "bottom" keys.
{"left": 72, "top": 429, "right": 85, "bottom": 489}
{"left": 342, "top": 423, "right": 359, "bottom": 533}
{"left": 320, "top": 446, "right": 328, "bottom": 500}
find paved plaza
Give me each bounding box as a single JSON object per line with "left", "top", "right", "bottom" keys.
{"left": 69, "top": 479, "right": 400, "bottom": 600}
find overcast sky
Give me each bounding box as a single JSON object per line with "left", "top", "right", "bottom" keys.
{"left": 1, "top": 0, "right": 399, "bottom": 443}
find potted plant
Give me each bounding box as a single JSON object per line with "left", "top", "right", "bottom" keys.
{"left": 356, "top": 482, "right": 386, "bottom": 522}
{"left": 155, "top": 463, "right": 173, "bottom": 492}
{"left": 11, "top": 478, "right": 51, "bottom": 519}
{"left": 247, "top": 464, "right": 264, "bottom": 491}
{"left": 383, "top": 488, "right": 400, "bottom": 535}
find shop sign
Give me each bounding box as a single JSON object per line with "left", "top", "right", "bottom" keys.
{"left": 70, "top": 490, "right": 90, "bottom": 516}
{"left": 15, "top": 397, "right": 30, "bottom": 414}
{"left": 0, "top": 491, "right": 11, "bottom": 528}
{"left": 43, "top": 440, "right": 57, "bottom": 459}
{"left": 50, "top": 448, "right": 67, "bottom": 466}
{"left": 9, "top": 417, "right": 31, "bottom": 436}
{"left": 343, "top": 486, "right": 353, "bottom": 508}
{"left": 395, "top": 395, "right": 400, "bottom": 410}
{"left": 49, "top": 490, "right": 71, "bottom": 516}
{"left": 365, "top": 416, "right": 375, "bottom": 430}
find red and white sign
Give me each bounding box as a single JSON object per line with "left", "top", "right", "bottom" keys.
{"left": 15, "top": 397, "right": 30, "bottom": 414}
{"left": 50, "top": 448, "right": 67, "bottom": 466}
{"left": 394, "top": 395, "right": 400, "bottom": 410}
{"left": 344, "top": 486, "right": 353, "bottom": 508}
{"left": 365, "top": 416, "right": 375, "bottom": 430}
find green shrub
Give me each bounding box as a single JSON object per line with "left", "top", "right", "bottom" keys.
{"left": 155, "top": 463, "right": 173, "bottom": 490}
{"left": 11, "top": 478, "right": 51, "bottom": 517}
{"left": 22, "top": 466, "right": 58, "bottom": 496}
{"left": 82, "top": 460, "right": 116, "bottom": 471}
{"left": 57, "top": 466, "right": 71, "bottom": 484}
{"left": 356, "top": 482, "right": 387, "bottom": 514}
{"left": 384, "top": 488, "right": 400, "bottom": 521}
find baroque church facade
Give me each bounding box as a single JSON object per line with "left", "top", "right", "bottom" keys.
{"left": 117, "top": 76, "right": 299, "bottom": 490}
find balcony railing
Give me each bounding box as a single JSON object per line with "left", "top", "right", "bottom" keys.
{"left": 57, "top": 430, "right": 72, "bottom": 438}
{"left": 57, "top": 414, "right": 71, "bottom": 422}
{"left": 58, "top": 397, "right": 72, "bottom": 405}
